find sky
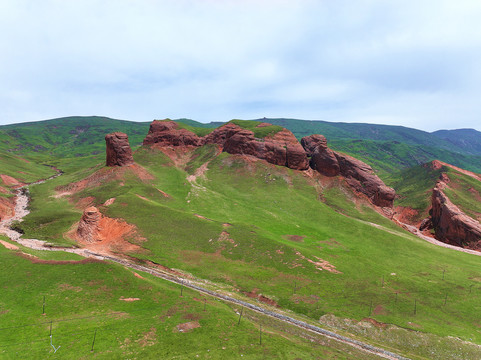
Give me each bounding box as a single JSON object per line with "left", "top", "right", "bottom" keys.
{"left": 1, "top": 0, "right": 481, "bottom": 132}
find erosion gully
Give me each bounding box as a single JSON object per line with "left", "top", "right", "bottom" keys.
{"left": 0, "top": 171, "right": 408, "bottom": 360}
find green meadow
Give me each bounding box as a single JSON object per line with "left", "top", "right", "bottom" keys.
{"left": 10, "top": 141, "right": 481, "bottom": 359}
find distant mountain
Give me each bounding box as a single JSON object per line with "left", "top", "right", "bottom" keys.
{"left": 432, "top": 128, "right": 481, "bottom": 156}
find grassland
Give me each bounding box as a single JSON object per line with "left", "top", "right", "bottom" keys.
{"left": 1, "top": 237, "right": 379, "bottom": 359}
{"left": 12, "top": 142, "right": 481, "bottom": 359}
{"left": 4, "top": 116, "right": 481, "bottom": 358}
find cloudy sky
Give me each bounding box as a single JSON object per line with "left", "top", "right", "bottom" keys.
{"left": 1, "top": 0, "right": 480, "bottom": 131}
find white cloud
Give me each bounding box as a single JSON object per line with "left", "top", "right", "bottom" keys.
{"left": 0, "top": 0, "right": 481, "bottom": 131}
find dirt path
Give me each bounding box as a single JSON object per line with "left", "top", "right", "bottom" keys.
{"left": 0, "top": 172, "right": 408, "bottom": 360}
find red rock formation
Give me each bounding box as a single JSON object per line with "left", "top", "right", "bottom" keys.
{"left": 105, "top": 132, "right": 134, "bottom": 167}
{"left": 335, "top": 153, "right": 395, "bottom": 207}
{"left": 430, "top": 183, "right": 481, "bottom": 249}
{"left": 145, "top": 120, "right": 309, "bottom": 170}
{"left": 76, "top": 206, "right": 101, "bottom": 243}
{"left": 301, "top": 135, "right": 395, "bottom": 207}
{"left": 302, "top": 135, "right": 340, "bottom": 177}
{"left": 143, "top": 120, "right": 203, "bottom": 147}
{"left": 300, "top": 134, "right": 327, "bottom": 157}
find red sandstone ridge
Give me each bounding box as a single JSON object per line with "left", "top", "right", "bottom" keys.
{"left": 143, "top": 120, "right": 203, "bottom": 147}
{"left": 77, "top": 206, "right": 101, "bottom": 243}
{"left": 105, "top": 132, "right": 134, "bottom": 167}
{"left": 301, "top": 134, "right": 395, "bottom": 207}
{"left": 430, "top": 182, "right": 481, "bottom": 249}
{"left": 143, "top": 120, "right": 309, "bottom": 171}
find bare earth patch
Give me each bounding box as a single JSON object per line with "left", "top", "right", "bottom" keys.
{"left": 103, "top": 197, "right": 116, "bottom": 206}
{"left": 295, "top": 250, "right": 342, "bottom": 274}
{"left": 119, "top": 297, "right": 140, "bottom": 302}
{"left": 176, "top": 321, "right": 201, "bottom": 332}
{"left": 244, "top": 288, "right": 279, "bottom": 307}
{"left": 137, "top": 327, "right": 157, "bottom": 347}
{"left": 284, "top": 234, "right": 305, "bottom": 242}
{"left": 0, "top": 239, "right": 19, "bottom": 250}
{"left": 0, "top": 174, "right": 23, "bottom": 187}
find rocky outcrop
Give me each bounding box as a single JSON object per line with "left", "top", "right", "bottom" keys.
{"left": 76, "top": 206, "right": 101, "bottom": 243}
{"left": 301, "top": 135, "right": 340, "bottom": 177}
{"left": 335, "top": 153, "right": 396, "bottom": 207}
{"left": 144, "top": 120, "right": 309, "bottom": 170}
{"left": 105, "top": 132, "right": 134, "bottom": 167}
{"left": 143, "top": 120, "right": 203, "bottom": 147}
{"left": 301, "top": 135, "right": 395, "bottom": 207}
{"left": 429, "top": 182, "right": 481, "bottom": 249}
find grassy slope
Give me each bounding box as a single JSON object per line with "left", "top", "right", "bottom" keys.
{"left": 0, "top": 116, "right": 149, "bottom": 160}
{"left": 15, "top": 144, "right": 481, "bottom": 358}
{"left": 0, "top": 150, "right": 56, "bottom": 186}
{"left": 443, "top": 168, "right": 481, "bottom": 220}
{"left": 0, "top": 239, "right": 370, "bottom": 360}
{"left": 393, "top": 163, "right": 481, "bottom": 223}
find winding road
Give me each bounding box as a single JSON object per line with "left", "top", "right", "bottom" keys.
{"left": 0, "top": 174, "right": 409, "bottom": 360}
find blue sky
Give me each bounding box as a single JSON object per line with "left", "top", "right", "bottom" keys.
{"left": 1, "top": 0, "right": 480, "bottom": 131}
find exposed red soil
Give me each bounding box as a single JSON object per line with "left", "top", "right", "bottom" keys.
{"left": 432, "top": 160, "right": 481, "bottom": 182}
{"left": 0, "top": 239, "right": 19, "bottom": 250}
{"left": 0, "top": 197, "right": 15, "bottom": 220}
{"left": 244, "top": 288, "right": 279, "bottom": 307}
{"left": 284, "top": 235, "right": 305, "bottom": 242}
{"left": 361, "top": 318, "right": 388, "bottom": 329}
{"left": 0, "top": 174, "right": 23, "bottom": 187}
{"left": 133, "top": 272, "right": 145, "bottom": 280}
{"left": 393, "top": 206, "right": 421, "bottom": 225}
{"left": 151, "top": 145, "right": 196, "bottom": 168}
{"left": 76, "top": 196, "right": 95, "bottom": 209}
{"left": 176, "top": 321, "right": 200, "bottom": 332}
{"left": 119, "top": 297, "right": 140, "bottom": 302}
{"left": 0, "top": 186, "right": 9, "bottom": 194}
{"left": 156, "top": 188, "right": 170, "bottom": 198}
{"left": 80, "top": 216, "right": 141, "bottom": 255}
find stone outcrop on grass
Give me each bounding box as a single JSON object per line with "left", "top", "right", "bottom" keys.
{"left": 105, "top": 132, "right": 134, "bottom": 167}
{"left": 76, "top": 206, "right": 101, "bottom": 243}
{"left": 141, "top": 120, "right": 394, "bottom": 206}
{"left": 143, "top": 120, "right": 203, "bottom": 147}
{"left": 301, "top": 135, "right": 395, "bottom": 207}
{"left": 144, "top": 120, "right": 309, "bottom": 170}
{"left": 429, "top": 181, "right": 481, "bottom": 249}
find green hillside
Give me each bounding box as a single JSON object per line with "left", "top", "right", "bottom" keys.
{"left": 0, "top": 116, "right": 149, "bottom": 160}
{"left": 433, "top": 128, "right": 481, "bottom": 156}
{"left": 10, "top": 140, "right": 481, "bottom": 359}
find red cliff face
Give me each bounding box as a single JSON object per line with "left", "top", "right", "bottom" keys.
{"left": 430, "top": 182, "right": 481, "bottom": 249}
{"left": 143, "top": 120, "right": 203, "bottom": 147}
{"left": 144, "top": 120, "right": 309, "bottom": 171}
{"left": 301, "top": 135, "right": 395, "bottom": 207}
{"left": 335, "top": 153, "right": 396, "bottom": 207}
{"left": 301, "top": 134, "right": 340, "bottom": 176}
{"left": 76, "top": 206, "right": 101, "bottom": 243}
{"left": 105, "top": 132, "right": 134, "bottom": 167}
